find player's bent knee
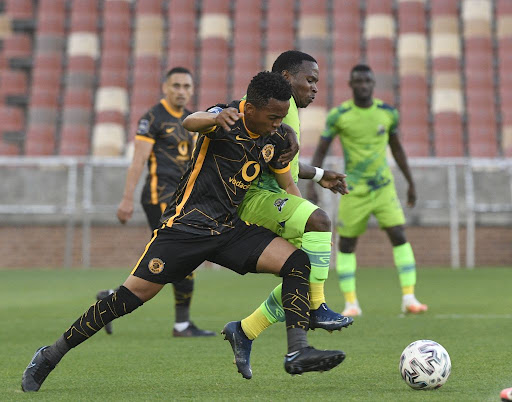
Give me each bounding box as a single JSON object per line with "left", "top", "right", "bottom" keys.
{"left": 339, "top": 236, "right": 358, "bottom": 253}
{"left": 385, "top": 225, "right": 407, "bottom": 246}
{"left": 116, "top": 286, "right": 144, "bottom": 315}
{"left": 305, "top": 208, "right": 331, "bottom": 232}
{"left": 279, "top": 249, "right": 311, "bottom": 280}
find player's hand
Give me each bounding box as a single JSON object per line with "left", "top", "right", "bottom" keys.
{"left": 117, "top": 198, "right": 134, "bottom": 224}
{"left": 278, "top": 123, "right": 299, "bottom": 164}
{"left": 306, "top": 181, "right": 319, "bottom": 204}
{"left": 407, "top": 185, "right": 416, "bottom": 208}
{"left": 318, "top": 170, "right": 349, "bottom": 195}
{"left": 215, "top": 108, "right": 243, "bottom": 131}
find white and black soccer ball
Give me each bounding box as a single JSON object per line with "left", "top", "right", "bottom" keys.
{"left": 399, "top": 340, "right": 451, "bottom": 390}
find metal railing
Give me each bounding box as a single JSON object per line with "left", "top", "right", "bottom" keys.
{"left": 0, "top": 156, "right": 511, "bottom": 268}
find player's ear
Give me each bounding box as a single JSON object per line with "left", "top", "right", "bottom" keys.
{"left": 244, "top": 102, "right": 255, "bottom": 116}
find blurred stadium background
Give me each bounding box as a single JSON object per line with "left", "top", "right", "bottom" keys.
{"left": 0, "top": 0, "right": 510, "bottom": 269}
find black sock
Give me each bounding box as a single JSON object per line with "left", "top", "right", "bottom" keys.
{"left": 173, "top": 274, "right": 194, "bottom": 323}
{"left": 43, "top": 335, "right": 70, "bottom": 366}
{"left": 279, "top": 249, "right": 311, "bottom": 352}
{"left": 63, "top": 286, "right": 143, "bottom": 349}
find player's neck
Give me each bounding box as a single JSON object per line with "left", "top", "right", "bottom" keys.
{"left": 353, "top": 98, "right": 373, "bottom": 108}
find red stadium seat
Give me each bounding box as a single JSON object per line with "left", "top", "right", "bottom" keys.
{"left": 433, "top": 112, "right": 464, "bottom": 156}
{"left": 430, "top": 0, "right": 458, "bottom": 15}
{"left": 25, "top": 125, "right": 55, "bottom": 156}
{"left": 366, "top": 0, "right": 393, "bottom": 14}
{"left": 58, "top": 125, "right": 90, "bottom": 156}
{"left": 0, "top": 105, "right": 24, "bottom": 132}
{"left": 95, "top": 110, "right": 125, "bottom": 126}
{"left": 3, "top": 35, "right": 32, "bottom": 60}
{"left": 0, "top": 70, "right": 28, "bottom": 99}
{"left": 0, "top": 141, "right": 20, "bottom": 155}
{"left": 398, "top": 1, "right": 426, "bottom": 34}
{"left": 5, "top": 0, "right": 34, "bottom": 19}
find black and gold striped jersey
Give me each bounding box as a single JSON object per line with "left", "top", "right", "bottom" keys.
{"left": 161, "top": 100, "right": 291, "bottom": 235}
{"left": 135, "top": 99, "right": 196, "bottom": 205}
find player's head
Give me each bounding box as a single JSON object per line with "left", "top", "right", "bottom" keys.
{"left": 271, "top": 50, "right": 319, "bottom": 109}
{"left": 162, "top": 67, "right": 194, "bottom": 110}
{"left": 244, "top": 71, "right": 292, "bottom": 136}
{"left": 349, "top": 64, "right": 375, "bottom": 102}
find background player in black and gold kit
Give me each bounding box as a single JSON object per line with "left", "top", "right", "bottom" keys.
{"left": 100, "top": 67, "right": 215, "bottom": 337}
{"left": 22, "top": 72, "right": 345, "bottom": 392}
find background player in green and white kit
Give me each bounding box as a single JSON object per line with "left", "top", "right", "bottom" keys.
{"left": 308, "top": 64, "right": 428, "bottom": 317}
{"left": 198, "top": 51, "right": 353, "bottom": 379}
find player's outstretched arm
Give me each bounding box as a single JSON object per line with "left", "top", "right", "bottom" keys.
{"left": 117, "top": 139, "right": 153, "bottom": 224}
{"left": 274, "top": 169, "right": 301, "bottom": 197}
{"left": 277, "top": 123, "right": 299, "bottom": 164}
{"left": 305, "top": 137, "right": 334, "bottom": 203}
{"left": 389, "top": 133, "right": 416, "bottom": 207}
{"left": 183, "top": 108, "right": 243, "bottom": 132}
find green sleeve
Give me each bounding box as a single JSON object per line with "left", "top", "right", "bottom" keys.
{"left": 321, "top": 107, "right": 341, "bottom": 139}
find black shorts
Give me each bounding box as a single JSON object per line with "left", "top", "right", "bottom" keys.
{"left": 131, "top": 220, "right": 278, "bottom": 284}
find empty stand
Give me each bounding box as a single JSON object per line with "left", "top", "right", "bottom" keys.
{"left": 197, "top": 0, "right": 230, "bottom": 110}
{"left": 397, "top": 0, "right": 429, "bottom": 156}
{"left": 265, "top": 0, "right": 295, "bottom": 70}
{"left": 463, "top": 0, "right": 497, "bottom": 157}
{"left": 232, "top": 0, "right": 263, "bottom": 99}
{"left": 430, "top": 0, "right": 464, "bottom": 156}
{"left": 166, "top": 0, "right": 196, "bottom": 74}
{"left": 497, "top": 0, "right": 512, "bottom": 156}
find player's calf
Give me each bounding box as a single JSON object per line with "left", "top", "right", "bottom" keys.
{"left": 21, "top": 286, "right": 143, "bottom": 392}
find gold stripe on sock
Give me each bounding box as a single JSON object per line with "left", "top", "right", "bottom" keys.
{"left": 344, "top": 291, "right": 357, "bottom": 304}
{"left": 309, "top": 282, "right": 325, "bottom": 310}
{"left": 241, "top": 309, "right": 271, "bottom": 340}
{"left": 402, "top": 285, "right": 414, "bottom": 296}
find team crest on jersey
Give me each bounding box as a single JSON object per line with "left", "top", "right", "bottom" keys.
{"left": 137, "top": 119, "right": 150, "bottom": 135}
{"left": 148, "top": 258, "right": 165, "bottom": 274}
{"left": 274, "top": 198, "right": 289, "bottom": 212}
{"left": 376, "top": 124, "right": 386, "bottom": 135}
{"left": 261, "top": 144, "right": 275, "bottom": 162}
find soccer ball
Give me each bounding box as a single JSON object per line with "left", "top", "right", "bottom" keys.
{"left": 399, "top": 340, "right": 451, "bottom": 390}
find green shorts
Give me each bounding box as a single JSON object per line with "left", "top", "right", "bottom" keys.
{"left": 337, "top": 183, "right": 405, "bottom": 238}
{"left": 238, "top": 188, "right": 319, "bottom": 248}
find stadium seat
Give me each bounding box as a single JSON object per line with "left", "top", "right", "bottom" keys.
{"left": 0, "top": 70, "right": 28, "bottom": 105}
{"left": 166, "top": 0, "right": 196, "bottom": 72}
{"left": 3, "top": 34, "right": 32, "bottom": 61}
{"left": 266, "top": 0, "right": 295, "bottom": 69}
{"left": 95, "top": 87, "right": 129, "bottom": 115}
{"left": 5, "top": 0, "right": 33, "bottom": 19}
{"left": 232, "top": 0, "right": 263, "bottom": 99}
{"left": 92, "top": 122, "right": 125, "bottom": 156}
{"left": 58, "top": 125, "right": 90, "bottom": 156}
{"left": 332, "top": 1, "right": 361, "bottom": 103}
{"left": 135, "top": 0, "right": 163, "bottom": 15}
{"left": 433, "top": 112, "right": 464, "bottom": 157}
{"left": 24, "top": 124, "right": 55, "bottom": 156}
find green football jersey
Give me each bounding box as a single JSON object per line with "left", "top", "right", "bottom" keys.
{"left": 322, "top": 98, "right": 399, "bottom": 193}
{"left": 248, "top": 96, "right": 300, "bottom": 194}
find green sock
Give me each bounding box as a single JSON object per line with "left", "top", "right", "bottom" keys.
{"left": 301, "top": 231, "right": 332, "bottom": 309}
{"left": 259, "top": 283, "right": 285, "bottom": 324}
{"left": 336, "top": 251, "right": 356, "bottom": 294}
{"left": 393, "top": 242, "right": 416, "bottom": 288}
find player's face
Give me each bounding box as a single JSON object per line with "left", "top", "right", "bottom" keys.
{"left": 245, "top": 98, "right": 290, "bottom": 136}
{"left": 286, "top": 61, "right": 319, "bottom": 108}
{"left": 350, "top": 71, "right": 375, "bottom": 101}
{"left": 162, "top": 73, "right": 194, "bottom": 110}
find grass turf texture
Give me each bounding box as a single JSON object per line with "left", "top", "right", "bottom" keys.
{"left": 1, "top": 267, "right": 511, "bottom": 401}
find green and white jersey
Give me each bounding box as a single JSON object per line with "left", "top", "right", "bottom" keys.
{"left": 322, "top": 98, "right": 399, "bottom": 194}
{"left": 248, "top": 96, "right": 300, "bottom": 194}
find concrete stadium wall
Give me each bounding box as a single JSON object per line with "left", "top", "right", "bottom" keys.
{"left": 0, "top": 225, "right": 510, "bottom": 269}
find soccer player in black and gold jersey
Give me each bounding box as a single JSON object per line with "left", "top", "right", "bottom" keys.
{"left": 101, "top": 67, "right": 215, "bottom": 337}
{"left": 21, "top": 71, "right": 345, "bottom": 392}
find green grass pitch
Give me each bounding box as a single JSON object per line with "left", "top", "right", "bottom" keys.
{"left": 1, "top": 267, "right": 511, "bottom": 401}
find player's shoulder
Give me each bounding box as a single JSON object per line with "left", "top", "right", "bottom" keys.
{"left": 327, "top": 100, "right": 353, "bottom": 123}
{"left": 375, "top": 98, "right": 397, "bottom": 113}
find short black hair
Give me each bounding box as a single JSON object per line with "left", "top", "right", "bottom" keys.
{"left": 165, "top": 66, "right": 193, "bottom": 80}
{"left": 271, "top": 50, "right": 317, "bottom": 75}
{"left": 246, "top": 71, "right": 292, "bottom": 108}
{"left": 350, "top": 64, "right": 373, "bottom": 77}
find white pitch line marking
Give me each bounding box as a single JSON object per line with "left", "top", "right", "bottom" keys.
{"left": 434, "top": 314, "right": 512, "bottom": 319}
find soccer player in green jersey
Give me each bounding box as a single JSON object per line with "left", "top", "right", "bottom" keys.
{"left": 188, "top": 51, "right": 353, "bottom": 379}
{"left": 308, "top": 64, "right": 428, "bottom": 317}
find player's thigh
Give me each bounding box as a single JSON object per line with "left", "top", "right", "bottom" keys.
{"left": 131, "top": 227, "right": 211, "bottom": 285}
{"left": 373, "top": 184, "right": 406, "bottom": 229}
{"left": 337, "top": 192, "right": 372, "bottom": 238}
{"left": 238, "top": 189, "right": 318, "bottom": 242}
{"left": 209, "top": 221, "right": 280, "bottom": 275}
